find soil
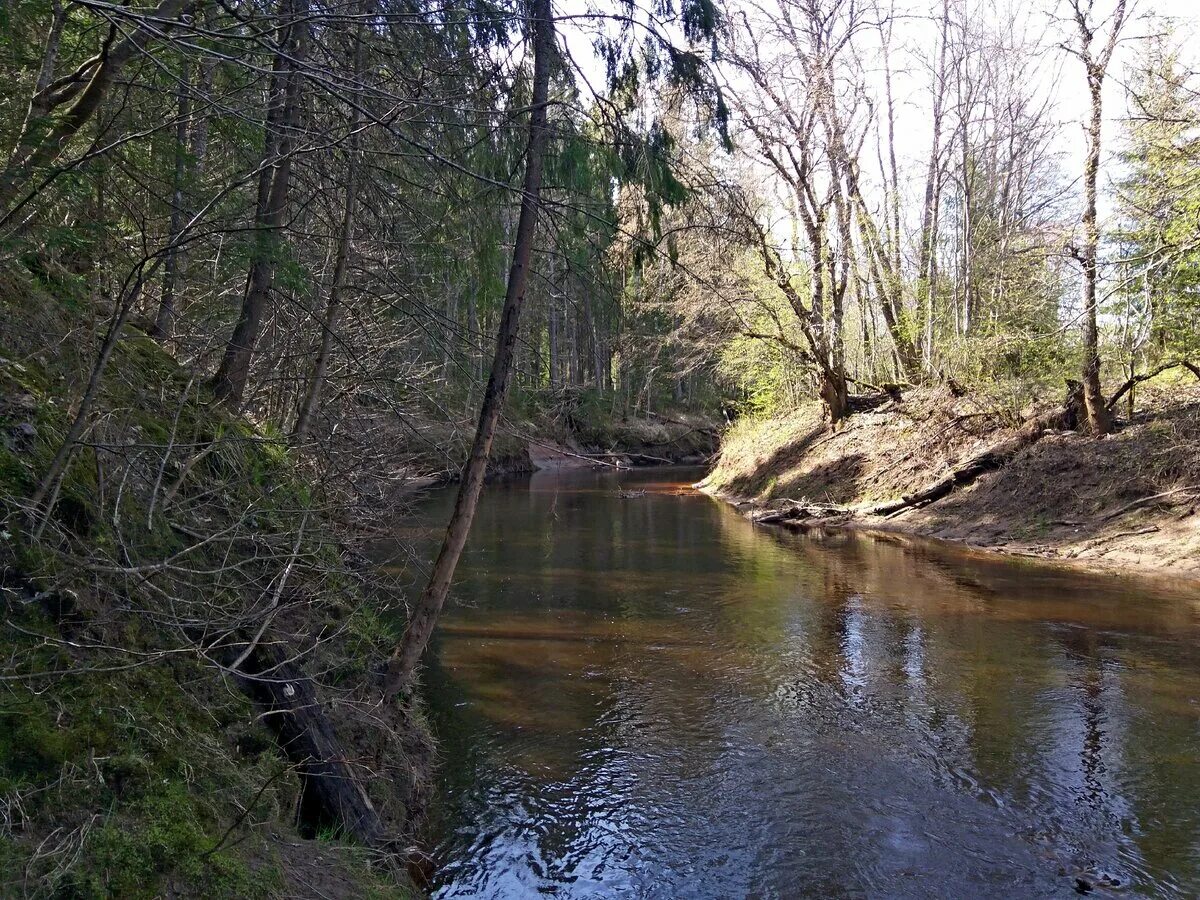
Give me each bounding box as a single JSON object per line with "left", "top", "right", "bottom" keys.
{"left": 701, "top": 383, "right": 1200, "bottom": 581}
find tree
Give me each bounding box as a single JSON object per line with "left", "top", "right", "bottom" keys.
{"left": 210, "top": 0, "right": 309, "bottom": 409}
{"left": 1064, "top": 0, "right": 1130, "bottom": 435}
{"left": 384, "top": 0, "right": 557, "bottom": 695}
{"left": 1115, "top": 31, "right": 1200, "bottom": 367}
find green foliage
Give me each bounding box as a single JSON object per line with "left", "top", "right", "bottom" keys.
{"left": 1114, "top": 33, "right": 1200, "bottom": 362}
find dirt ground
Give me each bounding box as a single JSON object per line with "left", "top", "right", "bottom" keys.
{"left": 702, "top": 383, "right": 1200, "bottom": 581}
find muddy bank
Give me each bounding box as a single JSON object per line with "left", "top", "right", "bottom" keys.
{"left": 701, "top": 384, "right": 1200, "bottom": 581}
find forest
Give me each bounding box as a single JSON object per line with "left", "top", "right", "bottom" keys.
{"left": 1, "top": 0, "right": 1199, "bottom": 895}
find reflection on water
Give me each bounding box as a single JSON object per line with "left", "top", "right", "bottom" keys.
{"left": 397, "top": 467, "right": 1200, "bottom": 898}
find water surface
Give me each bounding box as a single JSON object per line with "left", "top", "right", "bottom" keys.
{"left": 403, "top": 467, "right": 1200, "bottom": 898}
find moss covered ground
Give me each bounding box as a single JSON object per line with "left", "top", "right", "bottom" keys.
{"left": 0, "top": 265, "right": 425, "bottom": 898}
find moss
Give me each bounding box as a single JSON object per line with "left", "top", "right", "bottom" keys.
{"left": 67, "top": 782, "right": 280, "bottom": 900}
{"left": 0, "top": 264, "right": 428, "bottom": 898}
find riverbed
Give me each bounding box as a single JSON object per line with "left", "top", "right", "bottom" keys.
{"left": 401, "top": 467, "right": 1200, "bottom": 897}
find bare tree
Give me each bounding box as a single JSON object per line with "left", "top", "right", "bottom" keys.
{"left": 1064, "top": 0, "right": 1131, "bottom": 435}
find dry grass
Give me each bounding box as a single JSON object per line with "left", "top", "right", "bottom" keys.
{"left": 704, "top": 382, "right": 1200, "bottom": 579}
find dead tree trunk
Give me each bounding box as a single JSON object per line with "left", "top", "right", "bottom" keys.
{"left": 383, "top": 0, "right": 555, "bottom": 696}
{"left": 243, "top": 644, "right": 385, "bottom": 845}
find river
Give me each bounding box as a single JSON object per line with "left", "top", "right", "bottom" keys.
{"left": 398, "top": 466, "right": 1200, "bottom": 898}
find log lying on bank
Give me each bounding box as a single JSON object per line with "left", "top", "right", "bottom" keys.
{"left": 243, "top": 643, "right": 386, "bottom": 846}
{"left": 861, "top": 383, "right": 1083, "bottom": 516}
{"left": 847, "top": 382, "right": 904, "bottom": 414}
{"left": 753, "top": 382, "right": 1085, "bottom": 525}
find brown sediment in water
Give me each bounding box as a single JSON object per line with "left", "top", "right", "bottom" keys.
{"left": 413, "top": 468, "right": 1200, "bottom": 896}
{"left": 701, "top": 384, "right": 1200, "bottom": 582}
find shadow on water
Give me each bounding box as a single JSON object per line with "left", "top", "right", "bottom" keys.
{"left": 384, "top": 467, "right": 1200, "bottom": 898}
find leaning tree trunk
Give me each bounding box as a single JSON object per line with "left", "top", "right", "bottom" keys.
{"left": 383, "top": 0, "right": 554, "bottom": 696}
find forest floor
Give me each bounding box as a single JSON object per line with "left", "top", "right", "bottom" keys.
{"left": 0, "top": 266, "right": 430, "bottom": 898}
{"left": 702, "top": 382, "right": 1200, "bottom": 581}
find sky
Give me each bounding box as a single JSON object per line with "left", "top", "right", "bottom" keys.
{"left": 556, "top": 0, "right": 1200, "bottom": 233}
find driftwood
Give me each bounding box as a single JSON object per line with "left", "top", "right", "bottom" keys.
{"left": 243, "top": 643, "right": 385, "bottom": 846}
{"left": 592, "top": 450, "right": 674, "bottom": 465}
{"left": 753, "top": 503, "right": 848, "bottom": 525}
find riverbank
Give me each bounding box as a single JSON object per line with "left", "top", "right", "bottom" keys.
{"left": 0, "top": 267, "right": 431, "bottom": 896}
{"left": 412, "top": 407, "right": 718, "bottom": 483}
{"left": 700, "top": 383, "right": 1200, "bottom": 581}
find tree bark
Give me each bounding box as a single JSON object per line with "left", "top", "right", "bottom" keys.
{"left": 291, "top": 15, "right": 365, "bottom": 448}
{"left": 152, "top": 63, "right": 192, "bottom": 342}
{"left": 243, "top": 644, "right": 385, "bottom": 845}
{"left": 1079, "top": 74, "right": 1111, "bottom": 435}
{"left": 1070, "top": 0, "right": 1127, "bottom": 436}
{"left": 211, "top": 0, "right": 306, "bottom": 409}
{"left": 383, "top": 0, "right": 554, "bottom": 695}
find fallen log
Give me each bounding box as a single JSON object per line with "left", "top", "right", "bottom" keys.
{"left": 1107, "top": 360, "right": 1200, "bottom": 412}
{"left": 847, "top": 392, "right": 899, "bottom": 413}
{"left": 859, "top": 383, "right": 1083, "bottom": 517}
{"left": 751, "top": 383, "right": 1085, "bottom": 526}
{"left": 1098, "top": 486, "right": 1200, "bottom": 522}
{"left": 242, "top": 642, "right": 386, "bottom": 846}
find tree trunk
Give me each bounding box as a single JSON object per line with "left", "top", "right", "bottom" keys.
{"left": 211, "top": 0, "right": 306, "bottom": 409}
{"left": 152, "top": 64, "right": 192, "bottom": 342}
{"left": 244, "top": 644, "right": 384, "bottom": 845}
{"left": 291, "top": 19, "right": 364, "bottom": 448}
{"left": 1080, "top": 75, "right": 1111, "bottom": 435}
{"left": 383, "top": 0, "right": 554, "bottom": 696}
{"left": 820, "top": 367, "right": 850, "bottom": 424}
{"left": 918, "top": 0, "right": 950, "bottom": 369}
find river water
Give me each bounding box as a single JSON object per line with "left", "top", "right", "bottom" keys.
{"left": 403, "top": 466, "right": 1200, "bottom": 898}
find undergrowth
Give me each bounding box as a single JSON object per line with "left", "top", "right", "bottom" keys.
{"left": 0, "top": 264, "right": 426, "bottom": 898}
